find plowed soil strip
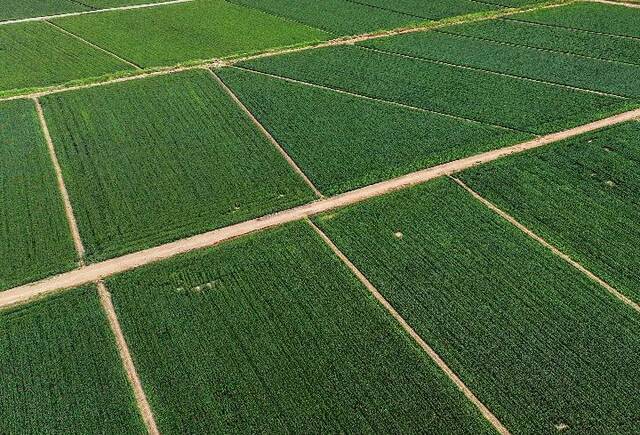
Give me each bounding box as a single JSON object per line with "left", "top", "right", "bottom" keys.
{"left": 2, "top": 106, "right": 639, "bottom": 310}
{"left": 451, "top": 176, "right": 640, "bottom": 313}
{"left": 96, "top": 281, "right": 159, "bottom": 434}
{"left": 34, "top": 97, "right": 86, "bottom": 261}
{"left": 0, "top": 0, "right": 194, "bottom": 26}
{"left": 209, "top": 69, "right": 323, "bottom": 197}
{"left": 307, "top": 220, "right": 511, "bottom": 435}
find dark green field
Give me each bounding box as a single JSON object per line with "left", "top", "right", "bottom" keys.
{"left": 460, "top": 121, "right": 640, "bottom": 303}
{"left": 353, "top": 0, "right": 498, "bottom": 19}
{"left": 238, "top": 44, "right": 633, "bottom": 134}
{"left": 0, "top": 21, "right": 133, "bottom": 95}
{"left": 0, "top": 99, "right": 76, "bottom": 291}
{"left": 107, "top": 222, "right": 494, "bottom": 434}
{"left": 364, "top": 29, "right": 640, "bottom": 97}
{"left": 52, "top": 0, "right": 329, "bottom": 68}
{"left": 0, "top": 0, "right": 85, "bottom": 21}
{"left": 314, "top": 178, "right": 640, "bottom": 434}
{"left": 217, "top": 67, "right": 532, "bottom": 194}
{"left": 0, "top": 287, "right": 144, "bottom": 433}
{"left": 41, "top": 70, "right": 315, "bottom": 262}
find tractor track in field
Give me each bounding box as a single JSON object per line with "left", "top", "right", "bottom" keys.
{"left": 2, "top": 106, "right": 639, "bottom": 311}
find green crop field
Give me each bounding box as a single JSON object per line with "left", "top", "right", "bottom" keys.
{"left": 0, "top": 21, "right": 134, "bottom": 95}
{"left": 314, "top": 178, "right": 640, "bottom": 434}
{"left": 238, "top": 44, "right": 633, "bottom": 134}
{"left": 52, "top": 0, "right": 329, "bottom": 68}
{"left": 217, "top": 67, "right": 532, "bottom": 194}
{"left": 442, "top": 18, "right": 640, "bottom": 66}
{"left": 106, "top": 222, "right": 494, "bottom": 434}
{"left": 459, "top": 121, "right": 640, "bottom": 303}
{"left": 41, "top": 69, "right": 315, "bottom": 262}
{"left": 364, "top": 29, "right": 640, "bottom": 97}
{"left": 0, "top": 99, "right": 76, "bottom": 291}
{"left": 353, "top": 0, "right": 498, "bottom": 19}
{"left": 0, "top": 0, "right": 86, "bottom": 21}
{"left": 0, "top": 287, "right": 144, "bottom": 433}
{"left": 512, "top": 1, "right": 640, "bottom": 38}
{"left": 226, "top": 0, "right": 427, "bottom": 36}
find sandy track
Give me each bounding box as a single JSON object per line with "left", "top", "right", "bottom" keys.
{"left": 592, "top": 0, "right": 640, "bottom": 8}
{"left": 0, "top": 0, "right": 194, "bottom": 26}
{"left": 2, "top": 107, "right": 639, "bottom": 310}
{"left": 308, "top": 221, "right": 511, "bottom": 435}
{"left": 452, "top": 177, "right": 640, "bottom": 313}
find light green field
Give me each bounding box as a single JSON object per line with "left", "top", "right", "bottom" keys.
{"left": 0, "top": 287, "right": 144, "bottom": 433}
{"left": 315, "top": 178, "right": 640, "bottom": 434}
{"left": 0, "top": 21, "right": 134, "bottom": 95}
{"left": 52, "top": 0, "right": 329, "bottom": 68}
{"left": 0, "top": 99, "right": 77, "bottom": 291}
{"left": 107, "top": 222, "right": 495, "bottom": 434}
{"left": 42, "top": 70, "right": 315, "bottom": 262}
{"left": 0, "top": 0, "right": 86, "bottom": 21}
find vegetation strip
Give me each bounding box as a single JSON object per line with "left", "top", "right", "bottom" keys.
{"left": 0, "top": 0, "right": 194, "bottom": 26}
{"left": 209, "top": 69, "right": 323, "bottom": 197}
{"left": 451, "top": 177, "right": 640, "bottom": 313}
{"left": 33, "top": 97, "right": 86, "bottom": 260}
{"left": 0, "top": 0, "right": 570, "bottom": 102}
{"left": 44, "top": 20, "right": 141, "bottom": 69}
{"left": 3, "top": 106, "right": 639, "bottom": 309}
{"left": 308, "top": 221, "right": 511, "bottom": 435}
{"left": 96, "top": 281, "right": 159, "bottom": 435}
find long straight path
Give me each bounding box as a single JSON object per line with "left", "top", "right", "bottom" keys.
{"left": 2, "top": 106, "right": 639, "bottom": 310}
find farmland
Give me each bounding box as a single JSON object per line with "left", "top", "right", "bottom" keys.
{"left": 0, "top": 99, "right": 76, "bottom": 291}
{"left": 51, "top": 0, "right": 329, "bottom": 68}
{"left": 238, "top": 44, "right": 633, "bottom": 134}
{"left": 2, "top": 0, "right": 640, "bottom": 433}
{"left": 217, "top": 67, "right": 532, "bottom": 194}
{"left": 314, "top": 178, "right": 640, "bottom": 434}
{"left": 106, "top": 222, "right": 494, "bottom": 434}
{"left": 459, "top": 121, "right": 640, "bottom": 303}
{"left": 0, "top": 21, "right": 134, "bottom": 95}
{"left": 41, "top": 70, "right": 315, "bottom": 262}
{"left": 0, "top": 287, "right": 144, "bottom": 433}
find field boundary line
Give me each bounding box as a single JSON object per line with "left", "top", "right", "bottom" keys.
{"left": 361, "top": 45, "right": 630, "bottom": 99}
{"left": 591, "top": 0, "right": 640, "bottom": 8}
{"left": 230, "top": 65, "right": 530, "bottom": 134}
{"left": 307, "top": 220, "right": 511, "bottom": 435}
{"left": 0, "top": 0, "right": 571, "bottom": 103}
{"left": 34, "top": 97, "right": 86, "bottom": 262}
{"left": 3, "top": 106, "right": 639, "bottom": 310}
{"left": 44, "top": 20, "right": 142, "bottom": 70}
{"left": 0, "top": 0, "right": 194, "bottom": 26}
{"left": 96, "top": 281, "right": 160, "bottom": 435}
{"left": 451, "top": 177, "right": 640, "bottom": 313}
{"left": 209, "top": 69, "right": 324, "bottom": 198}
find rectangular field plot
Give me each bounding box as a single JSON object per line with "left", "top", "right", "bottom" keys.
{"left": 238, "top": 45, "right": 633, "bottom": 135}
{"left": 314, "top": 178, "right": 640, "bottom": 434}
{"left": 364, "top": 30, "right": 640, "bottom": 98}
{"left": 226, "top": 0, "right": 426, "bottom": 36}
{"left": 217, "top": 67, "right": 532, "bottom": 195}
{"left": 459, "top": 121, "right": 640, "bottom": 303}
{"left": 353, "top": 0, "right": 499, "bottom": 19}
{"left": 0, "top": 287, "right": 144, "bottom": 433}
{"left": 52, "top": 0, "right": 329, "bottom": 68}
{"left": 512, "top": 1, "right": 640, "bottom": 39}
{"left": 0, "top": 0, "right": 87, "bottom": 21}
{"left": 0, "top": 100, "right": 76, "bottom": 291}
{"left": 0, "top": 22, "right": 134, "bottom": 95}
{"left": 106, "top": 223, "right": 494, "bottom": 434}
{"left": 442, "top": 18, "right": 640, "bottom": 66}
{"left": 41, "top": 70, "right": 315, "bottom": 262}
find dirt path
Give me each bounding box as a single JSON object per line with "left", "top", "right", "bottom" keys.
{"left": 34, "top": 97, "right": 86, "bottom": 261}
{"left": 307, "top": 220, "right": 511, "bottom": 435}
{"left": 209, "top": 69, "right": 324, "bottom": 197}
{"left": 0, "top": 0, "right": 194, "bottom": 26}
{"left": 592, "top": 0, "right": 640, "bottom": 8}
{"left": 451, "top": 177, "right": 640, "bottom": 313}
{"left": 3, "top": 106, "right": 639, "bottom": 310}
{"left": 97, "top": 281, "right": 160, "bottom": 434}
